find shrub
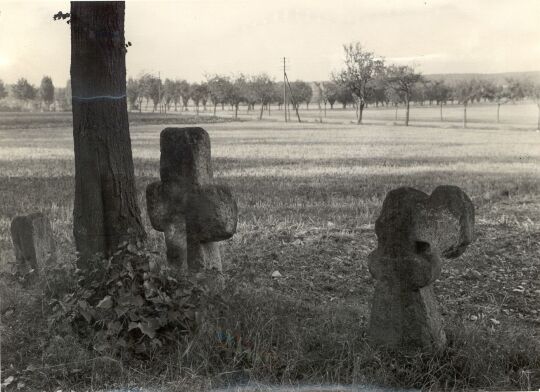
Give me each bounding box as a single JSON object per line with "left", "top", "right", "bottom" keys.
{"left": 46, "top": 242, "right": 217, "bottom": 359}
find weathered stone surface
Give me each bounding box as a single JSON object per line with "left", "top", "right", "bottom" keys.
{"left": 146, "top": 127, "right": 237, "bottom": 273}
{"left": 10, "top": 212, "right": 56, "bottom": 278}
{"left": 159, "top": 127, "right": 212, "bottom": 185}
{"left": 367, "top": 185, "right": 474, "bottom": 349}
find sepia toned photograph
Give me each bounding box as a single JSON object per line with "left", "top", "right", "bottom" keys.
{"left": 0, "top": 1, "right": 539, "bottom": 391}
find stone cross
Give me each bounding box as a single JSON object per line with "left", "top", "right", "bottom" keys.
{"left": 11, "top": 212, "right": 56, "bottom": 279}
{"left": 367, "top": 185, "right": 474, "bottom": 349}
{"left": 146, "top": 127, "right": 237, "bottom": 272}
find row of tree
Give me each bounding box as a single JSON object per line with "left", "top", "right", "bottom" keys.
{"left": 0, "top": 76, "right": 58, "bottom": 110}
{"left": 332, "top": 42, "right": 540, "bottom": 127}
{"left": 2, "top": 58, "right": 539, "bottom": 128}
{"left": 126, "top": 73, "right": 314, "bottom": 119}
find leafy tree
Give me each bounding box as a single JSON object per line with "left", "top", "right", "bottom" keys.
{"left": 70, "top": 1, "right": 145, "bottom": 260}
{"left": 334, "top": 42, "right": 384, "bottom": 124}
{"left": 430, "top": 80, "right": 451, "bottom": 121}
{"left": 528, "top": 83, "right": 540, "bottom": 130}
{"left": 39, "top": 76, "right": 55, "bottom": 110}
{"left": 385, "top": 65, "right": 423, "bottom": 126}
{"left": 478, "top": 80, "right": 497, "bottom": 102}
{"left": 250, "top": 74, "right": 275, "bottom": 120}
{"left": 177, "top": 80, "right": 191, "bottom": 111}
{"left": 335, "top": 84, "right": 354, "bottom": 109}
{"left": 314, "top": 82, "right": 325, "bottom": 116}
{"left": 493, "top": 84, "right": 511, "bottom": 123}
{"left": 243, "top": 82, "right": 257, "bottom": 113}
{"left": 273, "top": 81, "right": 284, "bottom": 110}
{"left": 171, "top": 80, "right": 182, "bottom": 111}
{"left": 206, "top": 75, "right": 231, "bottom": 115}
{"left": 453, "top": 79, "right": 481, "bottom": 128}
{"left": 162, "top": 78, "right": 176, "bottom": 113}
{"left": 229, "top": 75, "right": 247, "bottom": 119}
{"left": 189, "top": 83, "right": 208, "bottom": 114}
{"left": 322, "top": 81, "right": 339, "bottom": 110}
{"left": 369, "top": 77, "right": 387, "bottom": 107}
{"left": 411, "top": 80, "right": 428, "bottom": 105}
{"left": 506, "top": 78, "right": 526, "bottom": 102}
{"left": 0, "top": 79, "right": 7, "bottom": 100}
{"left": 146, "top": 76, "right": 162, "bottom": 112}
{"left": 126, "top": 77, "right": 140, "bottom": 111}
{"left": 55, "top": 79, "right": 72, "bottom": 111}
{"left": 289, "top": 81, "right": 313, "bottom": 109}
{"left": 12, "top": 78, "right": 37, "bottom": 105}
{"left": 137, "top": 73, "right": 153, "bottom": 110}
{"left": 385, "top": 85, "right": 403, "bottom": 120}
{"left": 199, "top": 82, "right": 210, "bottom": 111}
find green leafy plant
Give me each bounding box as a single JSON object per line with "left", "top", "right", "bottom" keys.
{"left": 46, "top": 242, "right": 216, "bottom": 358}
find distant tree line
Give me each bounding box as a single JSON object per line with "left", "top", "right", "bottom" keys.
{"left": 0, "top": 76, "right": 72, "bottom": 112}
{"left": 125, "top": 73, "right": 314, "bottom": 119}
{"left": 1, "top": 59, "right": 539, "bottom": 128}
{"left": 332, "top": 42, "right": 540, "bottom": 127}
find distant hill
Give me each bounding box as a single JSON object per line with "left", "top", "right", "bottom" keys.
{"left": 424, "top": 71, "right": 540, "bottom": 85}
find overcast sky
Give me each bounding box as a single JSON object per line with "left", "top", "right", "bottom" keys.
{"left": 1, "top": 0, "right": 539, "bottom": 85}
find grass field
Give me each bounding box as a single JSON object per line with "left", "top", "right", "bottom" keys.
{"left": 1, "top": 104, "right": 539, "bottom": 391}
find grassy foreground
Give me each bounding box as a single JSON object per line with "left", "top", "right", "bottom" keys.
{"left": 1, "top": 114, "right": 539, "bottom": 391}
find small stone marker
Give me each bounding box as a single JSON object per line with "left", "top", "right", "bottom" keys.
{"left": 367, "top": 185, "right": 474, "bottom": 349}
{"left": 146, "top": 127, "right": 237, "bottom": 272}
{"left": 10, "top": 212, "right": 56, "bottom": 278}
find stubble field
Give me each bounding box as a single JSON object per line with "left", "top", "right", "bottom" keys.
{"left": 1, "top": 104, "right": 539, "bottom": 391}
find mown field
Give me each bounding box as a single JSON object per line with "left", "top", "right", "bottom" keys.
{"left": 1, "top": 104, "right": 539, "bottom": 391}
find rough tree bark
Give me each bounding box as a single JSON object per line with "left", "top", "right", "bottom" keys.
{"left": 71, "top": 1, "right": 145, "bottom": 261}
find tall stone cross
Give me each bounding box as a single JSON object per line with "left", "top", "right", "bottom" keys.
{"left": 367, "top": 185, "right": 474, "bottom": 349}
{"left": 146, "top": 127, "right": 237, "bottom": 272}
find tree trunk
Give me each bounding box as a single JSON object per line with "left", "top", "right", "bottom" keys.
{"left": 405, "top": 98, "right": 410, "bottom": 126}
{"left": 71, "top": 2, "right": 145, "bottom": 261}
{"left": 357, "top": 101, "right": 364, "bottom": 125}
{"left": 497, "top": 103, "right": 500, "bottom": 123}
{"left": 463, "top": 102, "right": 467, "bottom": 128}
{"left": 213, "top": 103, "right": 217, "bottom": 116}
{"left": 259, "top": 101, "right": 264, "bottom": 120}
{"left": 395, "top": 104, "right": 398, "bottom": 121}
{"left": 234, "top": 104, "right": 238, "bottom": 119}
{"left": 440, "top": 102, "right": 443, "bottom": 121}
{"left": 324, "top": 103, "right": 327, "bottom": 117}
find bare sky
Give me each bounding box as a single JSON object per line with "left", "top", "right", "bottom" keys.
{"left": 1, "top": 0, "right": 539, "bottom": 85}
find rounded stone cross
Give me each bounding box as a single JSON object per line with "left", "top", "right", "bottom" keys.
{"left": 367, "top": 185, "right": 475, "bottom": 349}
{"left": 146, "top": 127, "right": 238, "bottom": 272}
